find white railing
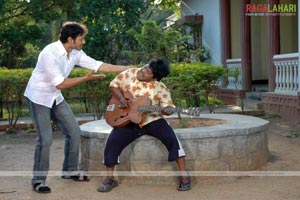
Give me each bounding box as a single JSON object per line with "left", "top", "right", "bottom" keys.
{"left": 273, "top": 53, "right": 299, "bottom": 95}
{"left": 226, "top": 58, "right": 242, "bottom": 89}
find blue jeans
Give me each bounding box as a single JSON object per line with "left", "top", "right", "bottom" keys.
{"left": 27, "top": 98, "right": 81, "bottom": 185}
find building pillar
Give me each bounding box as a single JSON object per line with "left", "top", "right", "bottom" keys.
{"left": 298, "top": 0, "right": 300, "bottom": 92}
{"left": 267, "top": 0, "right": 280, "bottom": 92}
{"left": 241, "top": 0, "right": 252, "bottom": 91}
{"left": 220, "top": 0, "right": 231, "bottom": 87}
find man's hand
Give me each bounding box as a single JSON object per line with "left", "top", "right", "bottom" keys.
{"left": 109, "top": 87, "right": 128, "bottom": 108}
{"left": 119, "top": 97, "right": 128, "bottom": 108}
{"left": 85, "top": 71, "right": 106, "bottom": 81}
{"left": 56, "top": 71, "right": 106, "bottom": 89}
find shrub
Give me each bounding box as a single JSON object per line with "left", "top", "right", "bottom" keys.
{"left": 0, "top": 68, "right": 33, "bottom": 129}
{"left": 165, "top": 62, "right": 224, "bottom": 112}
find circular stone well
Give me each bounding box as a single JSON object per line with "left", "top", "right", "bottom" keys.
{"left": 80, "top": 114, "right": 269, "bottom": 183}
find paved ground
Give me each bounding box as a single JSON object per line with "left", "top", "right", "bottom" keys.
{"left": 1, "top": 108, "right": 300, "bottom": 199}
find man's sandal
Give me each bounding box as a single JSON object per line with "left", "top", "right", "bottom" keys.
{"left": 33, "top": 183, "right": 51, "bottom": 194}
{"left": 97, "top": 178, "right": 118, "bottom": 192}
{"left": 177, "top": 176, "right": 191, "bottom": 191}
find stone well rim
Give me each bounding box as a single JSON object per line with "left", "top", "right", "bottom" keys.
{"left": 80, "top": 114, "right": 269, "bottom": 139}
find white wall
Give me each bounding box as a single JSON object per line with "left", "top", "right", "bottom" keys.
{"left": 181, "top": 0, "right": 222, "bottom": 65}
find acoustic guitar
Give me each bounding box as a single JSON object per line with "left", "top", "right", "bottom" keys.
{"left": 105, "top": 91, "right": 181, "bottom": 128}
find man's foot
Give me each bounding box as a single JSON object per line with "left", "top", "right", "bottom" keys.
{"left": 177, "top": 176, "right": 191, "bottom": 191}
{"left": 32, "top": 182, "right": 51, "bottom": 194}
{"left": 97, "top": 178, "right": 118, "bottom": 192}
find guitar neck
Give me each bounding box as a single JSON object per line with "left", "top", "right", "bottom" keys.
{"left": 138, "top": 105, "right": 181, "bottom": 113}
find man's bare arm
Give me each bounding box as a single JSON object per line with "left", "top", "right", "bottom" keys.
{"left": 110, "top": 87, "right": 128, "bottom": 108}
{"left": 98, "top": 63, "right": 130, "bottom": 73}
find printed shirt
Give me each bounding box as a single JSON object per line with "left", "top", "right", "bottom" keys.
{"left": 109, "top": 67, "right": 175, "bottom": 127}
{"left": 24, "top": 40, "right": 103, "bottom": 108}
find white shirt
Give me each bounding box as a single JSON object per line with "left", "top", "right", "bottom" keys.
{"left": 24, "top": 40, "right": 103, "bottom": 108}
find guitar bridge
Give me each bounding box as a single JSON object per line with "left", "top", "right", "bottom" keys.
{"left": 106, "top": 104, "right": 116, "bottom": 111}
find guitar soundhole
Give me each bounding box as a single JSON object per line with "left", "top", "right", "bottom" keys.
{"left": 114, "top": 113, "right": 129, "bottom": 122}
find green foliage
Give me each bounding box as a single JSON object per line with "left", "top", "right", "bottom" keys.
{"left": 0, "top": 0, "right": 78, "bottom": 68}
{"left": 16, "top": 43, "right": 40, "bottom": 68}
{"left": 141, "top": 4, "right": 174, "bottom": 24}
{"left": 148, "top": 0, "right": 181, "bottom": 14}
{"left": 0, "top": 0, "right": 192, "bottom": 68}
{"left": 1, "top": 0, "right": 148, "bottom": 68}
{"left": 189, "top": 46, "right": 210, "bottom": 63}
{"left": 126, "top": 20, "right": 191, "bottom": 63}
{"left": 200, "top": 96, "right": 222, "bottom": 107}
{"left": 67, "top": 0, "right": 147, "bottom": 64}
{"left": 226, "top": 67, "right": 239, "bottom": 82}
{"left": 165, "top": 62, "right": 224, "bottom": 112}
{"left": 0, "top": 68, "right": 32, "bottom": 129}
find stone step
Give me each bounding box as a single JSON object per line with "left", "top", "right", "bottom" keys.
{"left": 246, "top": 92, "right": 263, "bottom": 101}
{"left": 244, "top": 98, "right": 261, "bottom": 110}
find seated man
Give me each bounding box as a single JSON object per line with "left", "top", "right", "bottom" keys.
{"left": 97, "top": 57, "right": 191, "bottom": 192}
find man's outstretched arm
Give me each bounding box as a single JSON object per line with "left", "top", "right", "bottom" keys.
{"left": 98, "top": 63, "right": 130, "bottom": 73}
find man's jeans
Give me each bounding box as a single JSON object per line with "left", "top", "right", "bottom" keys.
{"left": 27, "top": 99, "right": 81, "bottom": 185}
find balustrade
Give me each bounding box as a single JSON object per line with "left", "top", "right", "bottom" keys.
{"left": 273, "top": 53, "right": 299, "bottom": 95}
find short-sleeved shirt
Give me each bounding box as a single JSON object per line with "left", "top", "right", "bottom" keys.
{"left": 109, "top": 67, "right": 175, "bottom": 127}
{"left": 24, "top": 40, "right": 103, "bottom": 108}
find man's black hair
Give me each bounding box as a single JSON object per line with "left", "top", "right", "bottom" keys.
{"left": 148, "top": 57, "right": 170, "bottom": 81}
{"left": 59, "top": 22, "right": 87, "bottom": 43}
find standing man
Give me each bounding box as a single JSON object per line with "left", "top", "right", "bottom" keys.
{"left": 24, "top": 21, "right": 129, "bottom": 193}
{"left": 97, "top": 57, "right": 191, "bottom": 192}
